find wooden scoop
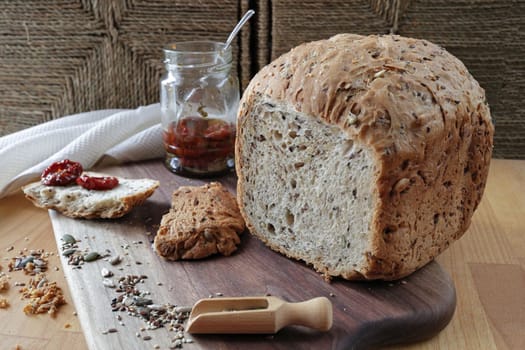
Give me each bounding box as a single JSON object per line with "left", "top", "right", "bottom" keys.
{"left": 186, "top": 296, "right": 333, "bottom": 334}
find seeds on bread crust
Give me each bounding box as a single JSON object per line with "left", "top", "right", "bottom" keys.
{"left": 154, "top": 182, "right": 245, "bottom": 260}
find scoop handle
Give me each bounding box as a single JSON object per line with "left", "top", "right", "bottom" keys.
{"left": 277, "top": 296, "right": 333, "bottom": 332}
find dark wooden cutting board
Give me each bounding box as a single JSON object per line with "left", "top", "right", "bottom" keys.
{"left": 48, "top": 159, "right": 456, "bottom": 350}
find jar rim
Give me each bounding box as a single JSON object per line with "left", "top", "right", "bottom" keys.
{"left": 163, "top": 40, "right": 228, "bottom": 54}
{"left": 163, "top": 41, "right": 232, "bottom": 68}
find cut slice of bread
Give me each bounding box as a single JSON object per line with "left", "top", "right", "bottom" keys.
{"left": 154, "top": 182, "right": 245, "bottom": 260}
{"left": 22, "top": 172, "right": 159, "bottom": 219}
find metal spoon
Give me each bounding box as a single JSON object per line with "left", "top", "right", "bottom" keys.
{"left": 223, "top": 9, "right": 255, "bottom": 51}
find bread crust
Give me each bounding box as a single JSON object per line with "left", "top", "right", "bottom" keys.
{"left": 236, "top": 34, "right": 494, "bottom": 280}
{"left": 154, "top": 182, "right": 245, "bottom": 260}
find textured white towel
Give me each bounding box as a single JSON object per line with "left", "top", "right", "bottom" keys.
{"left": 0, "top": 104, "right": 164, "bottom": 198}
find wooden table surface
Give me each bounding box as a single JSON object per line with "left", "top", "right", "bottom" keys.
{"left": 0, "top": 158, "right": 524, "bottom": 350}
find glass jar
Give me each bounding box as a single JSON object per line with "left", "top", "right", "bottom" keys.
{"left": 160, "top": 41, "right": 239, "bottom": 177}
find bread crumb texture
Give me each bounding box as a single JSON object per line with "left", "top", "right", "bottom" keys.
{"left": 22, "top": 173, "right": 159, "bottom": 219}
{"left": 154, "top": 182, "right": 245, "bottom": 260}
{"left": 236, "top": 34, "right": 494, "bottom": 280}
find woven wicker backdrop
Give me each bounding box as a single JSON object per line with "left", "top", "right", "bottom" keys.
{"left": 1, "top": 0, "right": 524, "bottom": 159}
{"left": 0, "top": 0, "right": 250, "bottom": 133}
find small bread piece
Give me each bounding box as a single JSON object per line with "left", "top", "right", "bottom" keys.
{"left": 154, "top": 182, "right": 245, "bottom": 260}
{"left": 22, "top": 172, "right": 159, "bottom": 219}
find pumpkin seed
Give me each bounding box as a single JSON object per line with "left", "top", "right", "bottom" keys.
{"left": 61, "top": 234, "right": 77, "bottom": 245}
{"left": 15, "top": 256, "right": 34, "bottom": 269}
{"left": 62, "top": 249, "right": 76, "bottom": 257}
{"left": 84, "top": 252, "right": 100, "bottom": 262}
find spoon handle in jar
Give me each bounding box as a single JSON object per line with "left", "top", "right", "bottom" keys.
{"left": 224, "top": 9, "right": 255, "bottom": 50}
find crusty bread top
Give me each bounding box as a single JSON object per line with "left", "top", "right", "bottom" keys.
{"left": 240, "top": 34, "right": 493, "bottom": 160}
{"left": 22, "top": 172, "right": 159, "bottom": 219}
{"left": 237, "top": 34, "right": 494, "bottom": 279}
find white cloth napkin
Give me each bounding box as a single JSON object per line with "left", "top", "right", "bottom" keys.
{"left": 0, "top": 104, "right": 164, "bottom": 198}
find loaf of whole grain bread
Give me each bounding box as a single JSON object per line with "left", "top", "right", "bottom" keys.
{"left": 235, "top": 34, "right": 494, "bottom": 280}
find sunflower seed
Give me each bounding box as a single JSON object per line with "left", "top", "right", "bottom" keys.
{"left": 103, "top": 278, "right": 116, "bottom": 288}
{"left": 109, "top": 255, "right": 122, "bottom": 265}
{"left": 174, "top": 306, "right": 192, "bottom": 314}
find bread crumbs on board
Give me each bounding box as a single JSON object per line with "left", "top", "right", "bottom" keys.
{"left": 0, "top": 297, "right": 9, "bottom": 308}
{"left": 19, "top": 273, "right": 66, "bottom": 317}
{"left": 0, "top": 273, "right": 10, "bottom": 291}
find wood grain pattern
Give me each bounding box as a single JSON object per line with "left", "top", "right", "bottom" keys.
{"left": 46, "top": 160, "right": 456, "bottom": 350}
{"left": 1, "top": 158, "right": 524, "bottom": 349}
{"left": 0, "top": 193, "right": 87, "bottom": 350}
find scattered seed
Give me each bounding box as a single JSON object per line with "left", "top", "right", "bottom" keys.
{"left": 174, "top": 332, "right": 184, "bottom": 339}
{"left": 84, "top": 252, "right": 100, "bottom": 262}
{"left": 6, "top": 246, "right": 14, "bottom": 252}
{"left": 374, "top": 69, "right": 386, "bottom": 78}
{"left": 61, "top": 234, "right": 77, "bottom": 245}
{"left": 109, "top": 255, "right": 122, "bottom": 266}
{"left": 18, "top": 256, "right": 34, "bottom": 269}
{"left": 107, "top": 328, "right": 118, "bottom": 333}
{"left": 62, "top": 249, "right": 76, "bottom": 257}
{"left": 101, "top": 268, "right": 113, "bottom": 278}
{"left": 143, "top": 335, "right": 152, "bottom": 341}
{"left": 134, "top": 297, "right": 153, "bottom": 307}
{"left": 174, "top": 306, "right": 192, "bottom": 314}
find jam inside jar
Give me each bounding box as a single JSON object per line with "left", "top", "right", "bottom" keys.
{"left": 163, "top": 116, "right": 236, "bottom": 176}
{"left": 160, "top": 41, "right": 239, "bottom": 177}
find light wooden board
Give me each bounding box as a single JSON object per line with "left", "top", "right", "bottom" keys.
{"left": 48, "top": 160, "right": 456, "bottom": 350}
